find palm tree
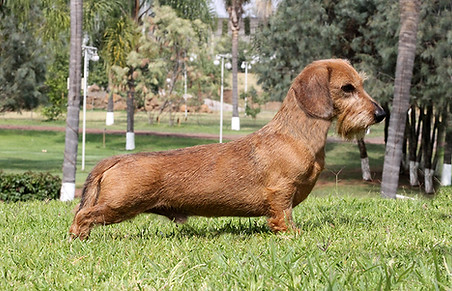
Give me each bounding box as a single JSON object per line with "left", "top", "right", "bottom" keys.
{"left": 381, "top": 0, "right": 420, "bottom": 198}
{"left": 60, "top": 0, "right": 83, "bottom": 201}
{"left": 103, "top": 0, "right": 152, "bottom": 150}
{"left": 225, "top": 0, "right": 249, "bottom": 131}
{"left": 104, "top": 14, "right": 137, "bottom": 149}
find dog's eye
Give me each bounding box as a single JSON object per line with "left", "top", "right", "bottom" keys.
{"left": 341, "top": 84, "right": 355, "bottom": 93}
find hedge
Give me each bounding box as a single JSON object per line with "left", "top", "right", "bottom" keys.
{"left": 0, "top": 171, "right": 61, "bottom": 202}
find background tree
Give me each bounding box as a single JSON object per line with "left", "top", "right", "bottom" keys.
{"left": 159, "top": 0, "right": 215, "bottom": 27}
{"left": 111, "top": 6, "right": 211, "bottom": 126}
{"left": 225, "top": 0, "right": 249, "bottom": 131}
{"left": 381, "top": 0, "right": 420, "bottom": 198}
{"left": 101, "top": 0, "right": 152, "bottom": 149}
{"left": 404, "top": 0, "right": 452, "bottom": 193}
{"left": 42, "top": 51, "right": 69, "bottom": 120}
{"left": 0, "top": 7, "right": 47, "bottom": 112}
{"left": 60, "top": 0, "right": 83, "bottom": 201}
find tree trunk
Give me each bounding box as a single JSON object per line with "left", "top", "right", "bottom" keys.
{"left": 357, "top": 138, "right": 372, "bottom": 181}
{"left": 126, "top": 69, "right": 135, "bottom": 151}
{"left": 60, "top": 0, "right": 83, "bottom": 201}
{"left": 426, "top": 107, "right": 446, "bottom": 193}
{"left": 442, "top": 104, "right": 452, "bottom": 186}
{"left": 408, "top": 104, "right": 420, "bottom": 186}
{"left": 422, "top": 106, "right": 434, "bottom": 194}
{"left": 401, "top": 118, "right": 409, "bottom": 173}
{"left": 382, "top": 102, "right": 390, "bottom": 144}
{"left": 381, "top": 0, "right": 420, "bottom": 198}
{"left": 106, "top": 79, "right": 114, "bottom": 126}
{"left": 227, "top": 0, "right": 242, "bottom": 131}
{"left": 432, "top": 108, "right": 446, "bottom": 171}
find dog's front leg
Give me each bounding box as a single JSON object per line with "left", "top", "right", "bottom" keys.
{"left": 265, "top": 183, "right": 299, "bottom": 233}
{"left": 267, "top": 208, "right": 297, "bottom": 232}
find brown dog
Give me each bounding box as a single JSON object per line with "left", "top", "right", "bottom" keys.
{"left": 69, "top": 59, "right": 385, "bottom": 240}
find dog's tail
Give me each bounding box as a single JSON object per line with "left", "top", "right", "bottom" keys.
{"left": 75, "top": 157, "right": 120, "bottom": 214}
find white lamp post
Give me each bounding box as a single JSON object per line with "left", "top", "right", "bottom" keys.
{"left": 214, "top": 54, "right": 231, "bottom": 143}
{"left": 81, "top": 45, "right": 99, "bottom": 171}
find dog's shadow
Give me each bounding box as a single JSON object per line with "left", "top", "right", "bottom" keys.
{"left": 174, "top": 221, "right": 273, "bottom": 238}
{"left": 104, "top": 218, "right": 275, "bottom": 241}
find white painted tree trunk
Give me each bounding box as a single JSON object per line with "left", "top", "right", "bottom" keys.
{"left": 424, "top": 168, "right": 435, "bottom": 194}
{"left": 441, "top": 164, "right": 451, "bottom": 186}
{"left": 361, "top": 157, "right": 372, "bottom": 181}
{"left": 409, "top": 161, "right": 419, "bottom": 186}
{"left": 60, "top": 182, "right": 75, "bottom": 202}
{"left": 60, "top": 0, "right": 82, "bottom": 202}
{"left": 231, "top": 116, "right": 240, "bottom": 131}
{"left": 106, "top": 111, "right": 114, "bottom": 126}
{"left": 126, "top": 132, "right": 135, "bottom": 151}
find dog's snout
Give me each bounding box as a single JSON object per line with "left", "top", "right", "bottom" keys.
{"left": 373, "top": 102, "right": 386, "bottom": 123}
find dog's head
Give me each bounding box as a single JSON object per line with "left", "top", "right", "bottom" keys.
{"left": 290, "top": 59, "right": 386, "bottom": 139}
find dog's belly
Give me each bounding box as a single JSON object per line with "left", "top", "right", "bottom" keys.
{"left": 147, "top": 201, "right": 267, "bottom": 219}
{"left": 150, "top": 187, "right": 270, "bottom": 218}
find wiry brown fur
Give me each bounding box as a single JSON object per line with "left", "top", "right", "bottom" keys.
{"left": 69, "top": 59, "right": 385, "bottom": 240}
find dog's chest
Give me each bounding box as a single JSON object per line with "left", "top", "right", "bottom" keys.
{"left": 292, "top": 154, "right": 324, "bottom": 206}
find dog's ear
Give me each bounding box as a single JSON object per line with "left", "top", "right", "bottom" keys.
{"left": 290, "top": 65, "right": 334, "bottom": 119}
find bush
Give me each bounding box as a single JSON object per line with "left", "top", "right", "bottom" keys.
{"left": 0, "top": 171, "right": 61, "bottom": 202}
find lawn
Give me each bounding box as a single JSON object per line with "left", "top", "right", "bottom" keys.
{"left": 0, "top": 109, "right": 275, "bottom": 136}
{"left": 0, "top": 189, "right": 450, "bottom": 289}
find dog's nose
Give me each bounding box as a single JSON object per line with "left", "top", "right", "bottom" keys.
{"left": 373, "top": 102, "right": 386, "bottom": 123}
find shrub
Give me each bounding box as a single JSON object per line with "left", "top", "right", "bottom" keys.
{"left": 0, "top": 171, "right": 61, "bottom": 202}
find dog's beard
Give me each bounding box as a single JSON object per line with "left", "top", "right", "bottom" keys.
{"left": 336, "top": 111, "right": 374, "bottom": 141}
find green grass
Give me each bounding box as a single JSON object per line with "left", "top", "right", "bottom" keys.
{"left": 0, "top": 189, "right": 451, "bottom": 289}
{"left": 0, "top": 109, "right": 275, "bottom": 136}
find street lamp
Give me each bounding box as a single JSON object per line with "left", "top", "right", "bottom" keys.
{"left": 81, "top": 44, "right": 99, "bottom": 171}
{"left": 214, "top": 54, "right": 231, "bottom": 143}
